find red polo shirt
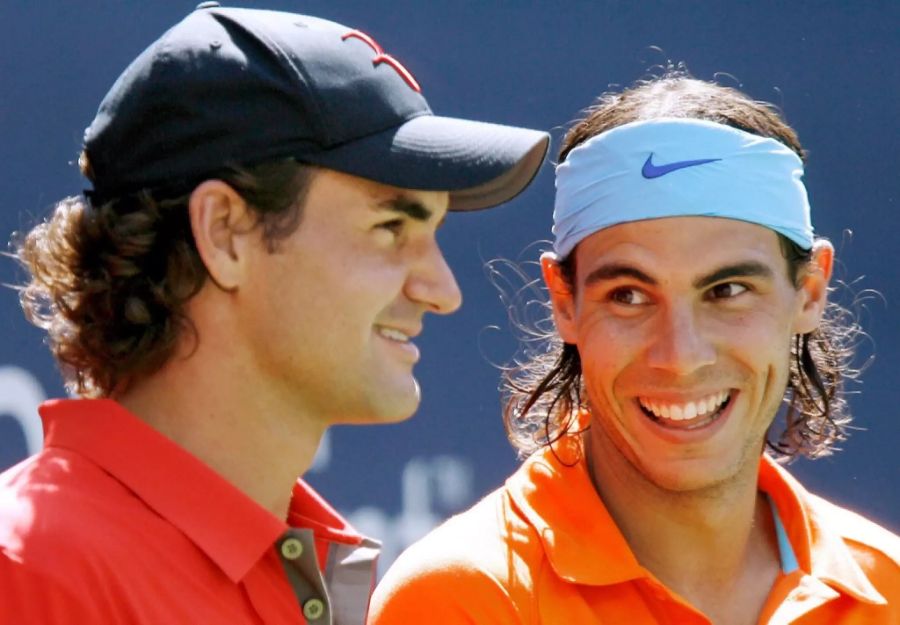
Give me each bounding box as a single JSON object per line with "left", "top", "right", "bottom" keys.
{"left": 0, "top": 399, "right": 379, "bottom": 624}
{"left": 371, "top": 435, "right": 899, "bottom": 624}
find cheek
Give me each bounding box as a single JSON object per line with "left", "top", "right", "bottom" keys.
{"left": 710, "top": 315, "right": 796, "bottom": 404}
{"left": 716, "top": 308, "right": 795, "bottom": 361}
{"left": 575, "top": 316, "right": 641, "bottom": 387}
{"left": 576, "top": 306, "right": 649, "bottom": 350}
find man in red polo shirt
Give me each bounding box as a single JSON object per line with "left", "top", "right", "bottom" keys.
{"left": 370, "top": 74, "right": 900, "bottom": 624}
{"left": 0, "top": 4, "right": 548, "bottom": 624}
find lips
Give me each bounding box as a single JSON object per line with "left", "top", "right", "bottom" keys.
{"left": 637, "top": 391, "right": 732, "bottom": 430}
{"left": 374, "top": 324, "right": 421, "bottom": 363}
{"left": 376, "top": 326, "right": 411, "bottom": 343}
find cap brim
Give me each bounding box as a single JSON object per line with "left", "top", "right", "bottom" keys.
{"left": 302, "top": 115, "right": 549, "bottom": 211}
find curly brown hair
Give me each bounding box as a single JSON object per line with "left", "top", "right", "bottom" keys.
{"left": 14, "top": 156, "right": 315, "bottom": 397}
{"left": 501, "top": 71, "right": 861, "bottom": 461}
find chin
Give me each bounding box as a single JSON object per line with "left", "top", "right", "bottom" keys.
{"left": 639, "top": 456, "right": 745, "bottom": 494}
{"left": 353, "top": 406, "right": 419, "bottom": 426}
{"left": 347, "top": 379, "right": 422, "bottom": 425}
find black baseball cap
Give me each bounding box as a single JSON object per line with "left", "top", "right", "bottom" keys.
{"left": 83, "top": 3, "right": 549, "bottom": 211}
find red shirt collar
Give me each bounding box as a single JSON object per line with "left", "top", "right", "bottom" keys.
{"left": 39, "top": 398, "right": 364, "bottom": 583}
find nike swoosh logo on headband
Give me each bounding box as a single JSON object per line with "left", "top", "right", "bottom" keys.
{"left": 641, "top": 154, "right": 721, "bottom": 179}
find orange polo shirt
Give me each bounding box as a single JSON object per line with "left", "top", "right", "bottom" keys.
{"left": 370, "top": 437, "right": 899, "bottom": 624}
{"left": 0, "top": 399, "right": 379, "bottom": 624}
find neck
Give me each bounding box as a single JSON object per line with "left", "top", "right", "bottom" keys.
{"left": 584, "top": 430, "right": 781, "bottom": 621}
{"left": 115, "top": 329, "right": 325, "bottom": 520}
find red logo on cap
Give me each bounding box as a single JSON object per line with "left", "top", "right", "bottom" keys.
{"left": 341, "top": 30, "right": 422, "bottom": 93}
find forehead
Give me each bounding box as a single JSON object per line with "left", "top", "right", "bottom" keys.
{"left": 308, "top": 168, "right": 450, "bottom": 221}
{"left": 573, "top": 216, "right": 786, "bottom": 277}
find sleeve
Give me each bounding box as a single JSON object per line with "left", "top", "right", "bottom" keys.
{"left": 0, "top": 552, "right": 99, "bottom": 625}
{"left": 367, "top": 548, "right": 523, "bottom": 625}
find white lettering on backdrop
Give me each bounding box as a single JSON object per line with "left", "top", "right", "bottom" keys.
{"left": 0, "top": 366, "right": 46, "bottom": 455}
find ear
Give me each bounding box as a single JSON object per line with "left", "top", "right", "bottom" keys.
{"left": 188, "top": 180, "right": 255, "bottom": 292}
{"left": 793, "top": 240, "right": 834, "bottom": 335}
{"left": 541, "top": 252, "right": 578, "bottom": 344}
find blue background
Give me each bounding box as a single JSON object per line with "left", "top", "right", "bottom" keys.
{"left": 1, "top": 1, "right": 897, "bottom": 574}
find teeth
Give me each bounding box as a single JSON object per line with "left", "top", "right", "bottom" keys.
{"left": 377, "top": 327, "right": 410, "bottom": 343}
{"left": 639, "top": 391, "right": 729, "bottom": 421}
{"left": 683, "top": 402, "right": 697, "bottom": 420}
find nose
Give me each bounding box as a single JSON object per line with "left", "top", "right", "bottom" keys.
{"left": 646, "top": 302, "right": 715, "bottom": 375}
{"left": 405, "top": 238, "right": 463, "bottom": 315}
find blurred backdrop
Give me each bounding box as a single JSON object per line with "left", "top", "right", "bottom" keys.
{"left": 2, "top": 1, "right": 897, "bottom": 575}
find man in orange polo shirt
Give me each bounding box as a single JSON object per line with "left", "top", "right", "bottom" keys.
{"left": 370, "top": 73, "right": 899, "bottom": 624}
{"left": 0, "top": 4, "right": 548, "bottom": 624}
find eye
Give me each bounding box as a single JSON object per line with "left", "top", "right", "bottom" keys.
{"left": 609, "top": 287, "right": 650, "bottom": 306}
{"left": 375, "top": 218, "right": 405, "bottom": 238}
{"left": 707, "top": 282, "right": 749, "bottom": 300}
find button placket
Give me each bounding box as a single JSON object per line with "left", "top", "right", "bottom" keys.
{"left": 303, "top": 598, "right": 325, "bottom": 621}
{"left": 277, "top": 530, "right": 333, "bottom": 625}
{"left": 280, "top": 537, "right": 304, "bottom": 560}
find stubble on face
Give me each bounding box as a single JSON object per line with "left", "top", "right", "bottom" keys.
{"left": 567, "top": 217, "right": 807, "bottom": 499}
{"left": 234, "top": 169, "right": 454, "bottom": 428}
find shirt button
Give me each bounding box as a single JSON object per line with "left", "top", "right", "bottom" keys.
{"left": 280, "top": 537, "right": 304, "bottom": 560}
{"left": 303, "top": 598, "right": 325, "bottom": 621}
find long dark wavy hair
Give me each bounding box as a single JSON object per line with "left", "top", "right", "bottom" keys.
{"left": 501, "top": 71, "right": 862, "bottom": 461}
{"left": 13, "top": 155, "right": 315, "bottom": 397}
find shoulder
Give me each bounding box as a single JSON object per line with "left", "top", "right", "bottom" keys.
{"left": 1, "top": 448, "right": 175, "bottom": 605}
{"left": 1, "top": 451, "right": 118, "bottom": 620}
{"left": 370, "top": 485, "right": 544, "bottom": 625}
{"left": 807, "top": 493, "right": 900, "bottom": 595}
{"left": 809, "top": 494, "right": 900, "bottom": 563}
{"left": 2, "top": 447, "right": 149, "bottom": 550}
{"left": 0, "top": 549, "right": 99, "bottom": 623}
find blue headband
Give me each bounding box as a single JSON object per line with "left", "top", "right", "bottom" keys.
{"left": 553, "top": 118, "right": 813, "bottom": 258}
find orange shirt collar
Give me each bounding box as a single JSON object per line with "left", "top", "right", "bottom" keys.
{"left": 39, "top": 398, "right": 363, "bottom": 583}
{"left": 507, "top": 434, "right": 885, "bottom": 605}
{"left": 759, "top": 456, "right": 885, "bottom": 605}
{"left": 506, "top": 435, "right": 644, "bottom": 585}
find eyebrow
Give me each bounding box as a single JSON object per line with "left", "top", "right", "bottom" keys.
{"left": 582, "top": 260, "right": 775, "bottom": 289}
{"left": 692, "top": 261, "right": 774, "bottom": 289}
{"left": 377, "top": 197, "right": 433, "bottom": 222}
{"left": 584, "top": 263, "right": 658, "bottom": 288}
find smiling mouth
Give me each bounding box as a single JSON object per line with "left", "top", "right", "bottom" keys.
{"left": 376, "top": 326, "right": 411, "bottom": 343}
{"left": 374, "top": 325, "right": 420, "bottom": 363}
{"left": 637, "top": 391, "right": 733, "bottom": 429}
